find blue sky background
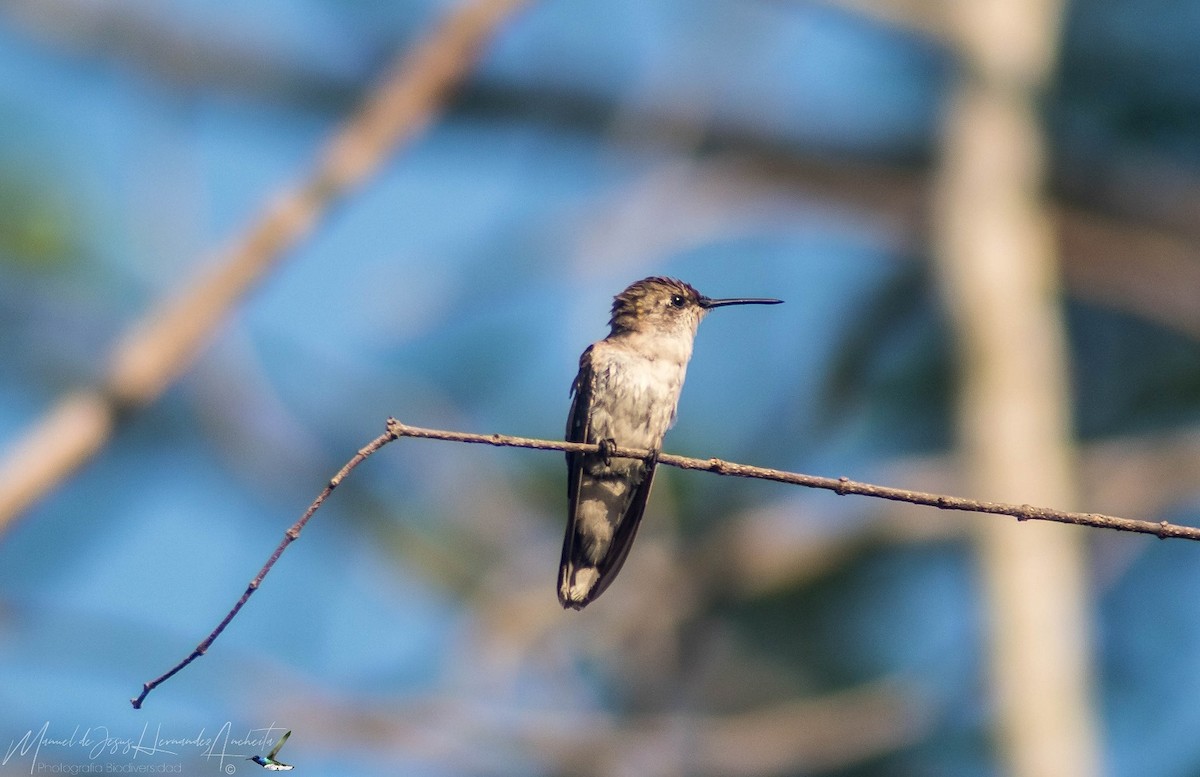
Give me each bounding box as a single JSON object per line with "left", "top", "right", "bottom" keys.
{"left": 2, "top": 1, "right": 1200, "bottom": 775}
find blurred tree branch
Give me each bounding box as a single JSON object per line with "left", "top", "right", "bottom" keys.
{"left": 8, "top": 0, "right": 1200, "bottom": 250}
{"left": 0, "top": 0, "right": 351, "bottom": 101}
{"left": 133, "top": 416, "right": 1200, "bottom": 709}
{"left": 524, "top": 679, "right": 926, "bottom": 776}
{"left": 0, "top": 0, "right": 532, "bottom": 534}
{"left": 811, "top": 0, "right": 948, "bottom": 39}
{"left": 930, "top": 0, "right": 1099, "bottom": 775}
{"left": 712, "top": 424, "right": 1200, "bottom": 598}
{"left": 246, "top": 678, "right": 924, "bottom": 777}
{"left": 563, "top": 146, "right": 1200, "bottom": 344}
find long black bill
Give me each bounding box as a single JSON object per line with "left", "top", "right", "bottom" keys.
{"left": 698, "top": 296, "right": 784, "bottom": 309}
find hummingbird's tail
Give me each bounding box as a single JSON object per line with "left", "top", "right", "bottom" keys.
{"left": 559, "top": 462, "right": 656, "bottom": 609}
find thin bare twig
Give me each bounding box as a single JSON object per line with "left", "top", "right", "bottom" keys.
{"left": 130, "top": 429, "right": 397, "bottom": 709}
{"left": 386, "top": 420, "right": 1200, "bottom": 539}
{"left": 132, "top": 416, "right": 1199, "bottom": 708}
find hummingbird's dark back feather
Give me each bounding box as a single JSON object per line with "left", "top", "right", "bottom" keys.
{"left": 565, "top": 346, "right": 594, "bottom": 450}
{"left": 562, "top": 345, "right": 593, "bottom": 565}
{"left": 559, "top": 345, "right": 591, "bottom": 603}
{"left": 560, "top": 345, "right": 597, "bottom": 608}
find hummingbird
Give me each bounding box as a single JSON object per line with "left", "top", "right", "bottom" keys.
{"left": 247, "top": 729, "right": 295, "bottom": 771}
{"left": 559, "top": 276, "right": 782, "bottom": 609}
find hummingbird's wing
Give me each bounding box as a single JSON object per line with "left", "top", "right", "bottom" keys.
{"left": 579, "top": 458, "right": 656, "bottom": 603}
{"left": 560, "top": 345, "right": 594, "bottom": 606}
{"left": 267, "top": 731, "right": 291, "bottom": 761}
{"left": 559, "top": 346, "right": 657, "bottom": 609}
{"left": 564, "top": 345, "right": 594, "bottom": 483}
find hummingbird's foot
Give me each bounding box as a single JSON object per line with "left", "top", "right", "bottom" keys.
{"left": 597, "top": 437, "right": 617, "bottom": 466}
{"left": 644, "top": 448, "right": 660, "bottom": 468}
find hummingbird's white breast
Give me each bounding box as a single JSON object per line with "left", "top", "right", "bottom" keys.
{"left": 586, "top": 330, "right": 694, "bottom": 459}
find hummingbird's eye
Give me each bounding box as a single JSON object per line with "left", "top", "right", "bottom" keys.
{"left": 669, "top": 294, "right": 686, "bottom": 308}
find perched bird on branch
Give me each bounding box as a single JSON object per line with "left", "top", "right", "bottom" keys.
{"left": 559, "top": 277, "right": 782, "bottom": 609}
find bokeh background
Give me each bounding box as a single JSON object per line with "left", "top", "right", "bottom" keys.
{"left": 2, "top": 0, "right": 1200, "bottom": 775}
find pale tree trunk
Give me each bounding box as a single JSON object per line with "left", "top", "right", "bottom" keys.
{"left": 931, "top": 1, "right": 1102, "bottom": 776}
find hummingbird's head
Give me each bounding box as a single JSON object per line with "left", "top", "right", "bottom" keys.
{"left": 608, "top": 277, "right": 782, "bottom": 337}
